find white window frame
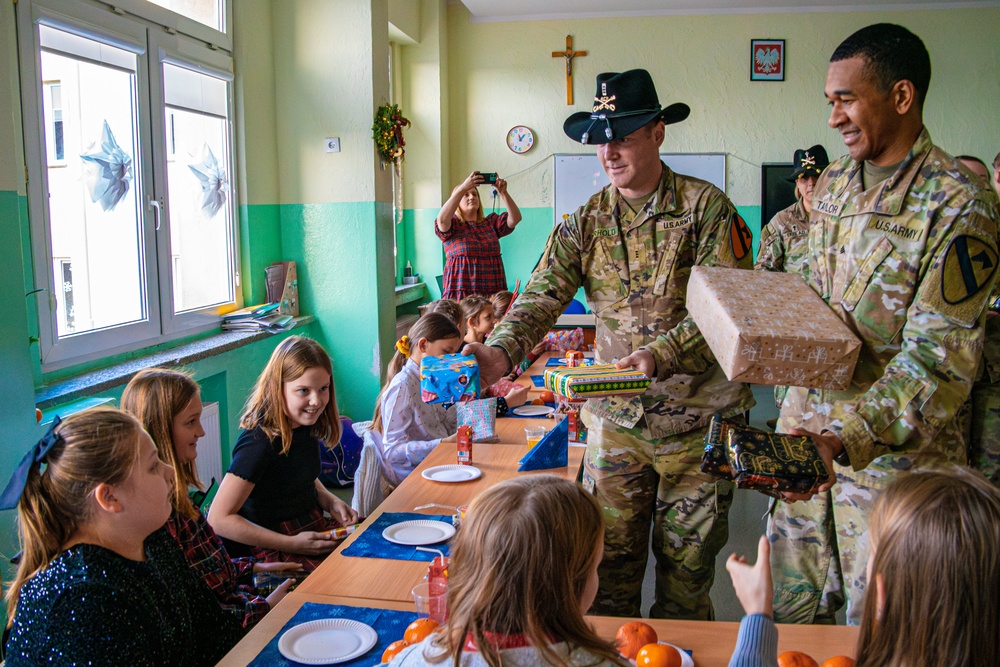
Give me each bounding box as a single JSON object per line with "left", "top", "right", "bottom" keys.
{"left": 18, "top": 0, "right": 239, "bottom": 372}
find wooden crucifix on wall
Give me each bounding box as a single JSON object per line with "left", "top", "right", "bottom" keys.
{"left": 552, "top": 35, "right": 586, "bottom": 105}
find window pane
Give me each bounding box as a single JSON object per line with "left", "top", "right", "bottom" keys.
{"left": 145, "top": 0, "right": 222, "bottom": 32}
{"left": 40, "top": 43, "right": 147, "bottom": 337}
{"left": 165, "top": 100, "right": 234, "bottom": 312}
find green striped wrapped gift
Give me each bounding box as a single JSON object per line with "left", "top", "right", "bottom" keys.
{"left": 544, "top": 364, "right": 651, "bottom": 399}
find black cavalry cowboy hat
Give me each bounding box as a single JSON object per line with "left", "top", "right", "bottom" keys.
{"left": 786, "top": 145, "right": 830, "bottom": 181}
{"left": 563, "top": 69, "right": 690, "bottom": 145}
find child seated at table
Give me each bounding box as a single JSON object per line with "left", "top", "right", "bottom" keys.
{"left": 122, "top": 367, "right": 296, "bottom": 629}
{"left": 208, "top": 336, "right": 358, "bottom": 571}
{"left": 373, "top": 314, "right": 528, "bottom": 485}
{"left": 460, "top": 294, "right": 496, "bottom": 346}
{"left": 3, "top": 408, "right": 243, "bottom": 666}
{"left": 424, "top": 299, "right": 467, "bottom": 339}
{"left": 491, "top": 290, "right": 513, "bottom": 321}
{"left": 726, "top": 466, "right": 1000, "bottom": 667}
{"left": 388, "top": 475, "right": 627, "bottom": 667}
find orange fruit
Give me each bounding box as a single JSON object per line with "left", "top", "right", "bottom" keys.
{"left": 615, "top": 621, "right": 658, "bottom": 659}
{"left": 403, "top": 618, "right": 440, "bottom": 644}
{"left": 381, "top": 639, "right": 408, "bottom": 663}
{"left": 539, "top": 390, "right": 556, "bottom": 403}
{"left": 821, "top": 658, "right": 855, "bottom": 667}
{"left": 531, "top": 398, "right": 545, "bottom": 406}
{"left": 778, "top": 651, "right": 819, "bottom": 667}
{"left": 635, "top": 643, "right": 682, "bottom": 667}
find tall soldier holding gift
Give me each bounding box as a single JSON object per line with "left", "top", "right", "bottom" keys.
{"left": 769, "top": 24, "right": 1000, "bottom": 625}
{"left": 468, "top": 69, "right": 756, "bottom": 619}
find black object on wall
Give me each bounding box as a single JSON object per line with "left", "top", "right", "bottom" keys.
{"left": 761, "top": 163, "right": 796, "bottom": 230}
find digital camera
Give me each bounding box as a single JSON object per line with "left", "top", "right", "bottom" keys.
{"left": 479, "top": 172, "right": 498, "bottom": 184}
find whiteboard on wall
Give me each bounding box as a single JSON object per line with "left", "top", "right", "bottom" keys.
{"left": 553, "top": 153, "right": 726, "bottom": 224}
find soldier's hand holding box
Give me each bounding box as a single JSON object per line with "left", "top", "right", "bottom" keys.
{"left": 701, "top": 414, "right": 830, "bottom": 497}
{"left": 687, "top": 266, "right": 861, "bottom": 389}
{"left": 543, "top": 364, "right": 651, "bottom": 400}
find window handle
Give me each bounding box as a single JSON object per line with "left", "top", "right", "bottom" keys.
{"left": 148, "top": 196, "right": 162, "bottom": 230}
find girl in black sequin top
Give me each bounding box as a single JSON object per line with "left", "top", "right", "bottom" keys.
{"left": 4, "top": 408, "right": 243, "bottom": 666}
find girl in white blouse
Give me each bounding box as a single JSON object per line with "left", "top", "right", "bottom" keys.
{"left": 372, "top": 314, "right": 463, "bottom": 485}
{"left": 372, "top": 313, "right": 526, "bottom": 485}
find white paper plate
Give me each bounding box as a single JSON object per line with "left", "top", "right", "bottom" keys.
{"left": 512, "top": 405, "right": 555, "bottom": 417}
{"left": 627, "top": 643, "right": 694, "bottom": 667}
{"left": 277, "top": 618, "right": 378, "bottom": 665}
{"left": 382, "top": 519, "right": 457, "bottom": 546}
{"left": 421, "top": 464, "right": 483, "bottom": 483}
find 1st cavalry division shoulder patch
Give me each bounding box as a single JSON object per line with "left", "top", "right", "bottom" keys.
{"left": 942, "top": 235, "right": 997, "bottom": 305}
{"left": 729, "top": 213, "right": 753, "bottom": 260}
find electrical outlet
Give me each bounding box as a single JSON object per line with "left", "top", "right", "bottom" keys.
{"left": 325, "top": 137, "right": 340, "bottom": 153}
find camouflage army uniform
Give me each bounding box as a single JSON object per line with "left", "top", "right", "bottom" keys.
{"left": 755, "top": 198, "right": 810, "bottom": 274}
{"left": 756, "top": 197, "right": 811, "bottom": 411}
{"left": 755, "top": 197, "right": 841, "bottom": 624}
{"left": 970, "top": 290, "right": 1000, "bottom": 486}
{"left": 489, "top": 164, "right": 755, "bottom": 619}
{"left": 770, "top": 129, "right": 1000, "bottom": 625}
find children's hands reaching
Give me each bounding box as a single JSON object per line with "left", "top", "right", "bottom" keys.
{"left": 252, "top": 561, "right": 299, "bottom": 573}
{"left": 504, "top": 384, "right": 530, "bottom": 408}
{"left": 264, "top": 577, "right": 295, "bottom": 608}
{"left": 287, "top": 531, "right": 338, "bottom": 556}
{"left": 726, "top": 535, "right": 774, "bottom": 618}
{"left": 328, "top": 496, "right": 359, "bottom": 526}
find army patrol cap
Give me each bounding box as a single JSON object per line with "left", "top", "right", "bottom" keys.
{"left": 786, "top": 145, "right": 830, "bottom": 181}
{"left": 563, "top": 69, "right": 690, "bottom": 145}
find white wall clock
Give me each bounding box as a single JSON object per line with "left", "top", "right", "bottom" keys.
{"left": 506, "top": 125, "right": 535, "bottom": 154}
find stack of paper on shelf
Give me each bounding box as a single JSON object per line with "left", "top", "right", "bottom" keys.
{"left": 221, "top": 303, "right": 295, "bottom": 333}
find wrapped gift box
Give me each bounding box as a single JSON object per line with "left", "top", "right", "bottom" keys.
{"left": 543, "top": 364, "right": 650, "bottom": 400}
{"left": 700, "top": 414, "right": 735, "bottom": 479}
{"left": 457, "top": 398, "right": 499, "bottom": 443}
{"left": 687, "top": 266, "right": 861, "bottom": 390}
{"left": 700, "top": 414, "right": 830, "bottom": 496}
{"left": 420, "top": 354, "right": 480, "bottom": 404}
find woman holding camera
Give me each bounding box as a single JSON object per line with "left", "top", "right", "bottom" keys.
{"left": 435, "top": 171, "right": 522, "bottom": 301}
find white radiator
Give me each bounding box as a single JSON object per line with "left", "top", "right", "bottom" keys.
{"left": 197, "top": 401, "right": 224, "bottom": 487}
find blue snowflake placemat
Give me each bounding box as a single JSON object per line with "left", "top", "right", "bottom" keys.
{"left": 530, "top": 375, "right": 545, "bottom": 386}
{"left": 249, "top": 602, "right": 418, "bottom": 667}
{"left": 342, "top": 513, "right": 452, "bottom": 561}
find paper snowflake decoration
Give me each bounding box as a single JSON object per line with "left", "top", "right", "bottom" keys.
{"left": 187, "top": 144, "right": 229, "bottom": 219}
{"left": 80, "top": 120, "right": 134, "bottom": 212}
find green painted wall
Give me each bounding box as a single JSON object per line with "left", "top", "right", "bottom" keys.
{"left": 279, "top": 201, "right": 395, "bottom": 420}
{"left": 404, "top": 208, "right": 445, "bottom": 300}
{"left": 0, "top": 191, "right": 46, "bottom": 612}
{"left": 239, "top": 204, "right": 283, "bottom": 306}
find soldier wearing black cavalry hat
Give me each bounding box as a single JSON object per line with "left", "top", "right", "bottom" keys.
{"left": 469, "top": 69, "right": 755, "bottom": 619}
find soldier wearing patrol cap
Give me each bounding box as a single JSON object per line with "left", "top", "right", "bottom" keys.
{"left": 769, "top": 23, "right": 1000, "bottom": 625}
{"left": 468, "top": 69, "right": 755, "bottom": 619}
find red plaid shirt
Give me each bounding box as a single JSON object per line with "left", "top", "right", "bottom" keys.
{"left": 437, "top": 212, "right": 514, "bottom": 300}
{"left": 166, "top": 509, "right": 270, "bottom": 629}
